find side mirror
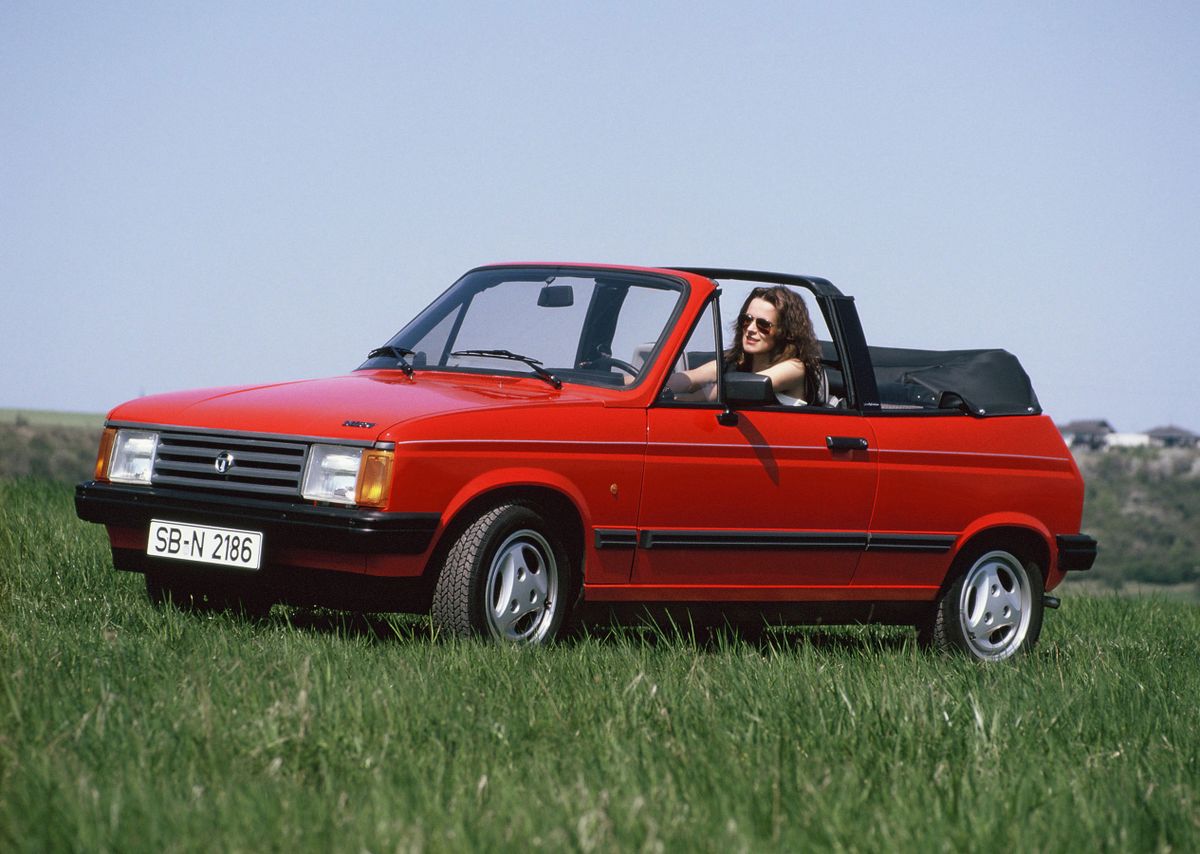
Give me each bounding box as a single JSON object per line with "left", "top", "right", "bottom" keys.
{"left": 537, "top": 285, "right": 575, "bottom": 307}
{"left": 723, "top": 371, "right": 775, "bottom": 405}
{"left": 716, "top": 372, "right": 774, "bottom": 425}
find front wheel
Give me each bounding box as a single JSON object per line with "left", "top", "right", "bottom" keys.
{"left": 923, "top": 548, "right": 1044, "bottom": 661}
{"left": 430, "top": 504, "right": 574, "bottom": 643}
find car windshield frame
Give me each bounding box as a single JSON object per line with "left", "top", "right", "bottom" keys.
{"left": 358, "top": 266, "right": 690, "bottom": 390}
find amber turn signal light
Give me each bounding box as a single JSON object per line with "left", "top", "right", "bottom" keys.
{"left": 94, "top": 428, "right": 117, "bottom": 481}
{"left": 355, "top": 449, "right": 394, "bottom": 508}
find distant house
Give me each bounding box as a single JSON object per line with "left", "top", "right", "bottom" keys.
{"left": 1058, "top": 419, "right": 1115, "bottom": 450}
{"left": 1147, "top": 425, "right": 1200, "bottom": 449}
{"left": 1106, "top": 432, "right": 1151, "bottom": 449}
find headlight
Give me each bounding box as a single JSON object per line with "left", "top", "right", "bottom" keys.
{"left": 302, "top": 445, "right": 362, "bottom": 504}
{"left": 108, "top": 429, "right": 159, "bottom": 485}
{"left": 302, "top": 445, "right": 396, "bottom": 507}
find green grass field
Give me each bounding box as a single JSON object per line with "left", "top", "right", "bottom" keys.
{"left": 2, "top": 479, "right": 1198, "bottom": 852}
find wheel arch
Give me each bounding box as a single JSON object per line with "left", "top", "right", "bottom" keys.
{"left": 423, "top": 478, "right": 587, "bottom": 587}
{"left": 944, "top": 520, "right": 1053, "bottom": 595}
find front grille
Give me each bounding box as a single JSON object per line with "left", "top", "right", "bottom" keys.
{"left": 152, "top": 432, "right": 308, "bottom": 499}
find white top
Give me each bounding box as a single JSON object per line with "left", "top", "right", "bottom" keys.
{"left": 774, "top": 391, "right": 807, "bottom": 407}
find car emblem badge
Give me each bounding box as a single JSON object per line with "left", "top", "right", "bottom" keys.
{"left": 214, "top": 451, "right": 235, "bottom": 474}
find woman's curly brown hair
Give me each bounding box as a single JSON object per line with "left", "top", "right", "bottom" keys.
{"left": 725, "top": 286, "right": 823, "bottom": 402}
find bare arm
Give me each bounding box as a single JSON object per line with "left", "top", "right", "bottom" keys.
{"left": 756, "top": 358, "right": 807, "bottom": 399}
{"left": 666, "top": 359, "right": 718, "bottom": 394}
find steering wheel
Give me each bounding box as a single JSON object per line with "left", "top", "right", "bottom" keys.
{"left": 579, "top": 350, "right": 639, "bottom": 378}
{"left": 601, "top": 355, "right": 639, "bottom": 377}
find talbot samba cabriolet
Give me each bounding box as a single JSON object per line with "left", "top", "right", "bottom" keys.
{"left": 75, "top": 264, "right": 1096, "bottom": 660}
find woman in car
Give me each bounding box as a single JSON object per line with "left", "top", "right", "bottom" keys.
{"left": 666, "top": 285, "right": 823, "bottom": 405}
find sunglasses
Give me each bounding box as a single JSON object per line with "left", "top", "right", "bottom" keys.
{"left": 739, "top": 313, "right": 775, "bottom": 335}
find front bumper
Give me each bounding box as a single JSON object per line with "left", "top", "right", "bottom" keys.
{"left": 75, "top": 481, "right": 440, "bottom": 554}
{"left": 1056, "top": 534, "right": 1098, "bottom": 572}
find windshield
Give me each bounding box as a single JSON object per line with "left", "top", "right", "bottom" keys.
{"left": 361, "top": 267, "right": 687, "bottom": 388}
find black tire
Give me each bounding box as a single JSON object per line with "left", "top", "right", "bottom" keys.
{"left": 921, "top": 546, "right": 1044, "bottom": 662}
{"left": 430, "top": 503, "right": 574, "bottom": 643}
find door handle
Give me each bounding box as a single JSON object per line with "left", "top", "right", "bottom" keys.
{"left": 826, "top": 435, "right": 869, "bottom": 452}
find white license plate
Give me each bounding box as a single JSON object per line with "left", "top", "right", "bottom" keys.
{"left": 148, "top": 520, "right": 263, "bottom": 570}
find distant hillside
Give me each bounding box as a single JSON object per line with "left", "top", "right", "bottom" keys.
{"left": 0, "top": 416, "right": 102, "bottom": 483}
{"left": 1073, "top": 447, "right": 1200, "bottom": 589}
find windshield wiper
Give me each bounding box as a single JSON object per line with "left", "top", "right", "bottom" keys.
{"left": 367, "top": 346, "right": 414, "bottom": 378}
{"left": 450, "top": 349, "right": 562, "bottom": 389}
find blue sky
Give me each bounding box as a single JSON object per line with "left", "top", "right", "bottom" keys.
{"left": 3, "top": 2, "right": 1197, "bottom": 432}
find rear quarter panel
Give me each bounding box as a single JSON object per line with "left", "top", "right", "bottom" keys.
{"left": 857, "top": 414, "right": 1083, "bottom": 592}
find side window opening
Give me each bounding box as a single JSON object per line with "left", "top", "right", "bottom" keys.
{"left": 662, "top": 284, "right": 846, "bottom": 409}
{"left": 717, "top": 283, "right": 841, "bottom": 408}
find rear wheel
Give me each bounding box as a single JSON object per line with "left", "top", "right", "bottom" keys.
{"left": 430, "top": 504, "right": 574, "bottom": 643}
{"left": 923, "top": 547, "right": 1044, "bottom": 661}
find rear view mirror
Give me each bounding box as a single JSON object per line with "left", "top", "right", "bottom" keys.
{"left": 537, "top": 285, "right": 575, "bottom": 307}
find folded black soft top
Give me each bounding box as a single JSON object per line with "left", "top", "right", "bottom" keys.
{"left": 868, "top": 345, "right": 1042, "bottom": 417}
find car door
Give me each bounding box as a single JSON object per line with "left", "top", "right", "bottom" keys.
{"left": 632, "top": 297, "right": 878, "bottom": 595}
{"left": 635, "top": 406, "right": 876, "bottom": 591}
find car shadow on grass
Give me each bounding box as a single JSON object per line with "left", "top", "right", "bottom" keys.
{"left": 271, "top": 607, "right": 437, "bottom": 644}
{"left": 260, "top": 606, "right": 916, "bottom": 654}
{"left": 571, "top": 613, "right": 918, "bottom": 655}
{"left": 759, "top": 625, "right": 917, "bottom": 654}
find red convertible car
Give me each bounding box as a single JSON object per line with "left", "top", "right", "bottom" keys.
{"left": 76, "top": 264, "right": 1096, "bottom": 660}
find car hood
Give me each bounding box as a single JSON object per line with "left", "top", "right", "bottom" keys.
{"left": 107, "top": 370, "right": 606, "bottom": 442}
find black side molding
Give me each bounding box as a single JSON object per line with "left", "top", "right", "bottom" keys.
{"left": 602, "top": 529, "right": 954, "bottom": 553}
{"left": 594, "top": 528, "right": 638, "bottom": 549}
{"left": 637, "top": 530, "right": 867, "bottom": 550}
{"left": 1056, "top": 534, "right": 1098, "bottom": 572}
{"left": 865, "top": 534, "right": 955, "bottom": 553}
